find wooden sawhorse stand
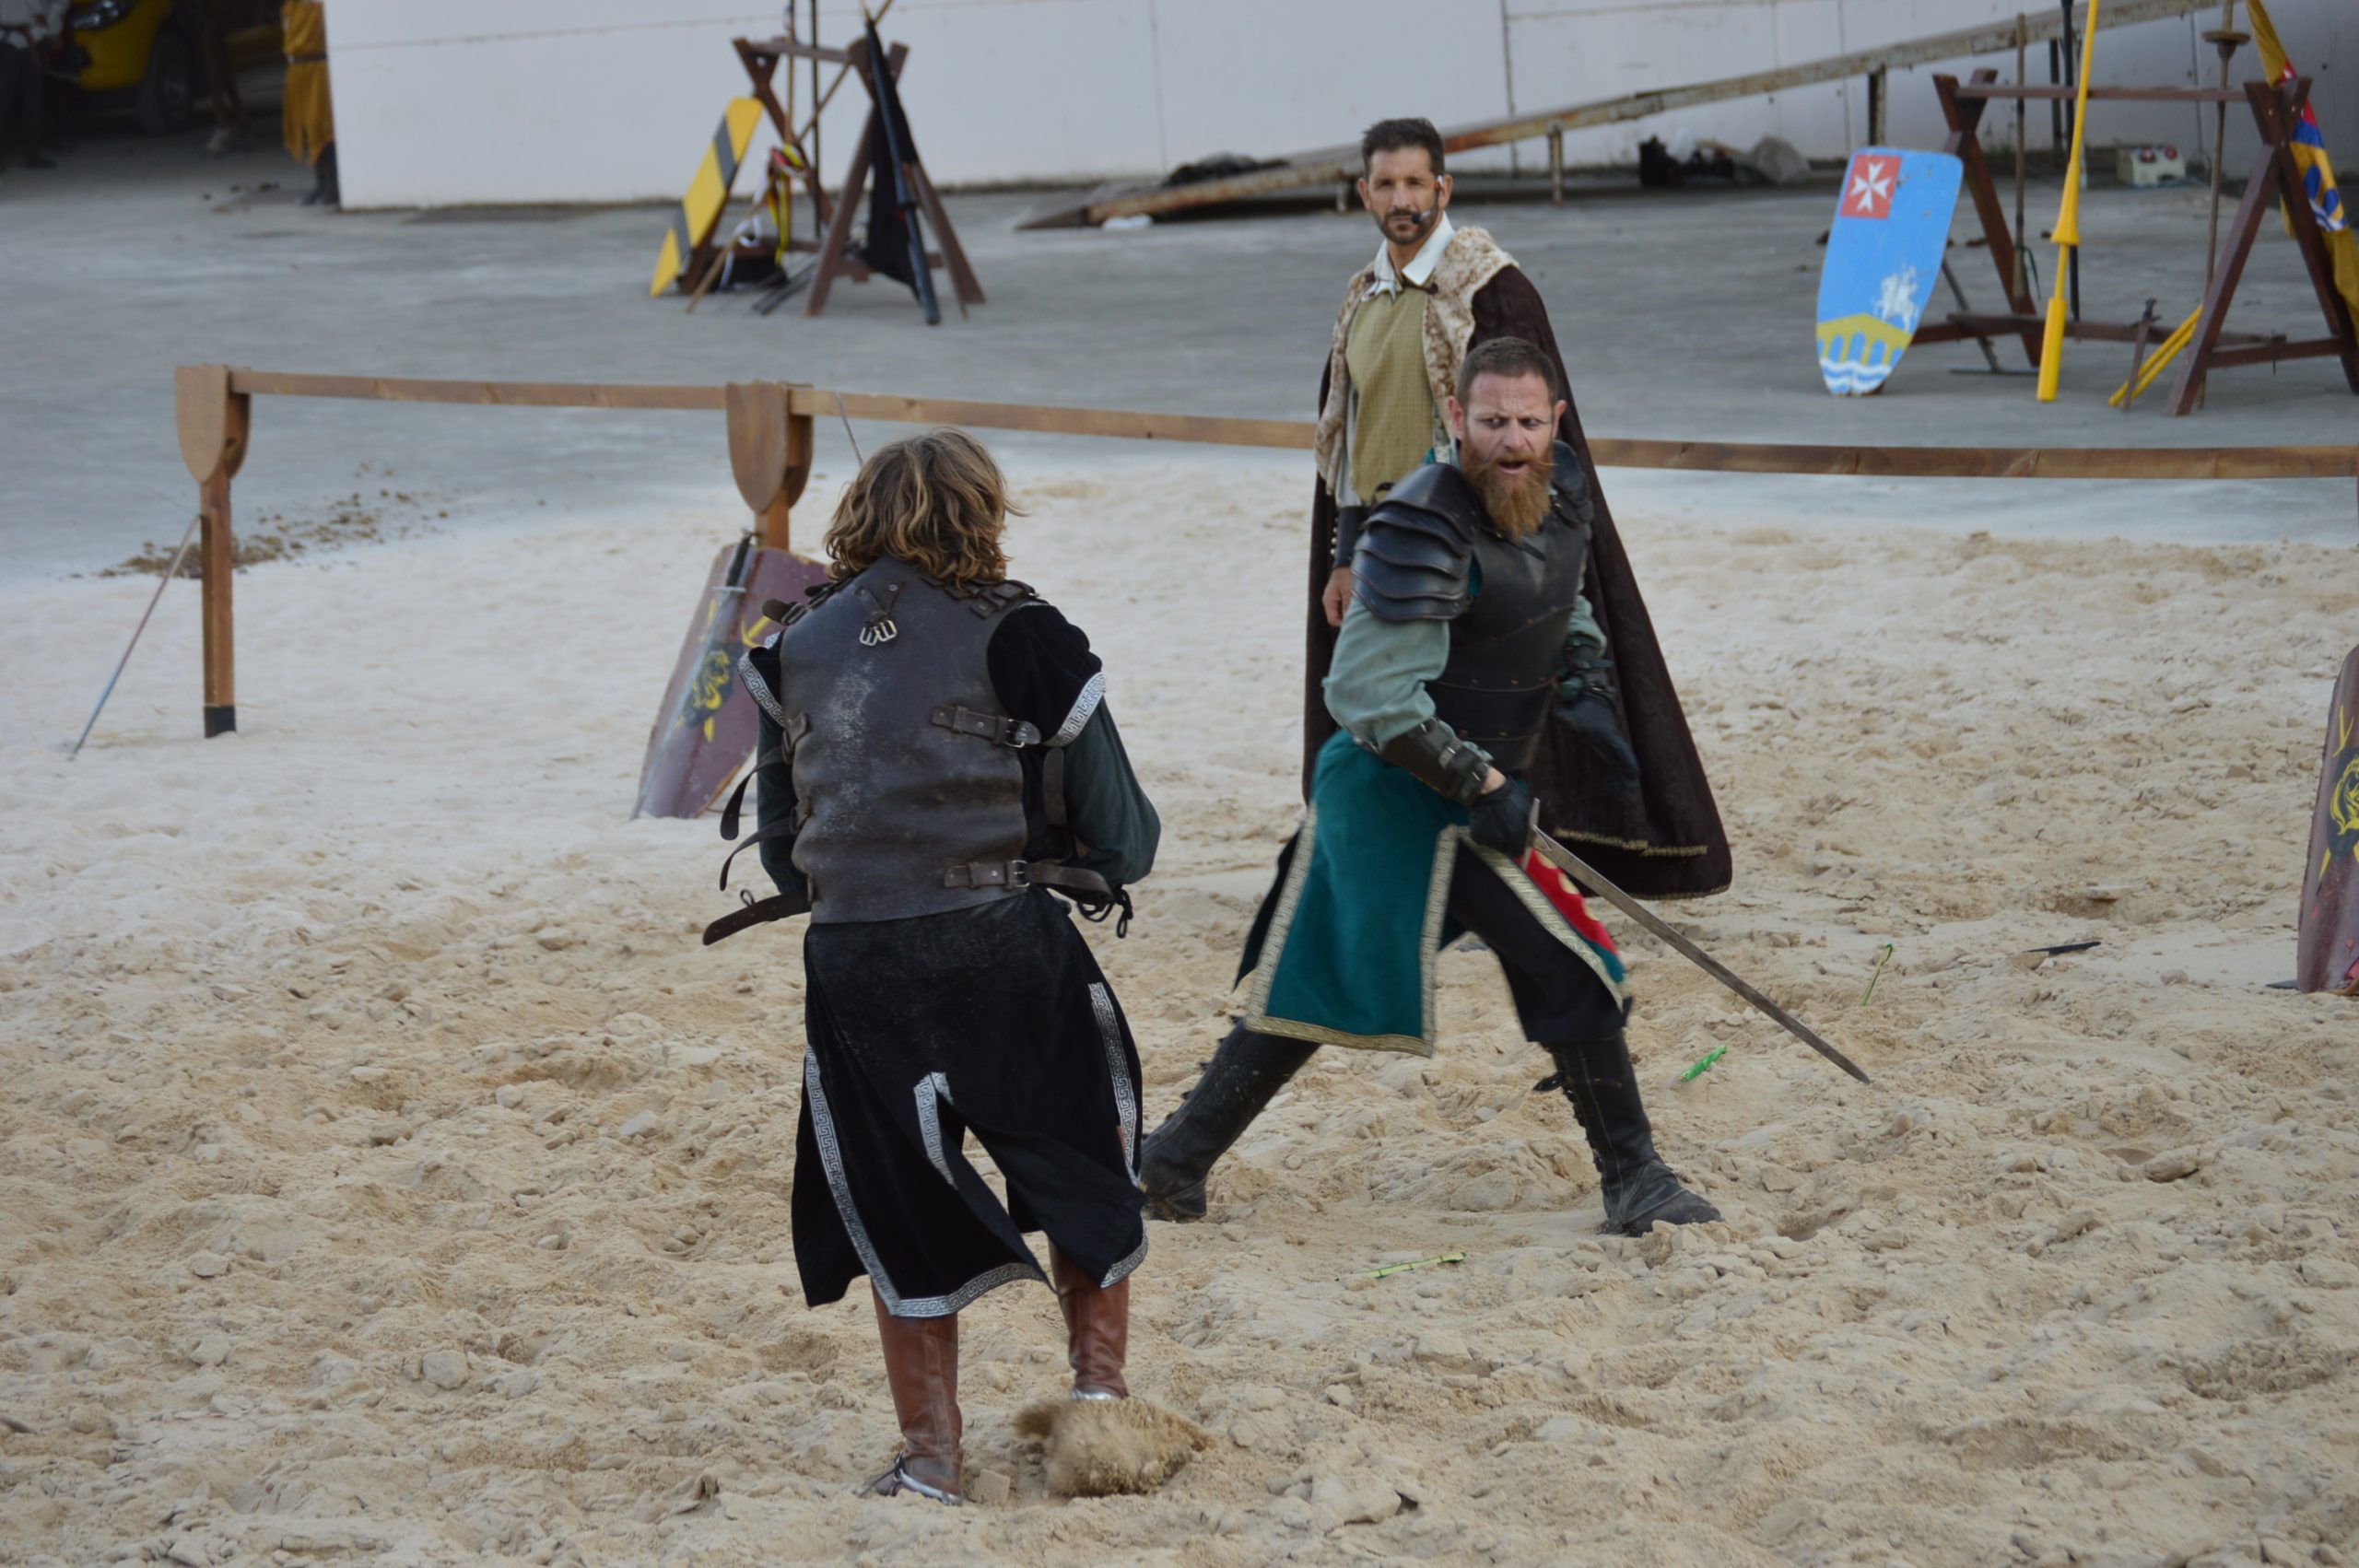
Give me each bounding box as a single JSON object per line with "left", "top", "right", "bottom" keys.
{"left": 1923, "top": 69, "right": 2359, "bottom": 415}
{"left": 734, "top": 32, "right": 983, "bottom": 321}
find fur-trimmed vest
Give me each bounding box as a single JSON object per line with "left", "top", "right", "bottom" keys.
{"left": 1311, "top": 226, "right": 1515, "bottom": 495}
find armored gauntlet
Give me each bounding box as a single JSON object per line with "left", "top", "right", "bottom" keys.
{"left": 1376, "top": 717, "right": 1491, "bottom": 804}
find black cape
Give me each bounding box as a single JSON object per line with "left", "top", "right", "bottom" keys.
{"left": 1306, "top": 264, "right": 1732, "bottom": 898}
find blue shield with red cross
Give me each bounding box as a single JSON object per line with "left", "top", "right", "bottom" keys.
{"left": 1815, "top": 148, "right": 1965, "bottom": 395}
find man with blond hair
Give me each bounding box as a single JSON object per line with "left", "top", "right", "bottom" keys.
{"left": 709, "top": 428, "right": 1187, "bottom": 1503}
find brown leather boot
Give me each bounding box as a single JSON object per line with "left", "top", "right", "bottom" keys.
{"left": 861, "top": 1288, "right": 963, "bottom": 1503}
{"left": 1049, "top": 1246, "right": 1130, "bottom": 1399}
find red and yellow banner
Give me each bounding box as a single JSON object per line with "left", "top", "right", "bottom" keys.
{"left": 2247, "top": 0, "right": 2359, "bottom": 331}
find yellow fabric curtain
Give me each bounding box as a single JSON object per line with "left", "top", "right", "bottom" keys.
{"left": 281, "top": 1, "right": 333, "bottom": 166}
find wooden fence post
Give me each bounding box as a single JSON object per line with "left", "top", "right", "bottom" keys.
{"left": 175, "top": 365, "right": 251, "bottom": 736}
{"left": 725, "top": 380, "right": 813, "bottom": 551}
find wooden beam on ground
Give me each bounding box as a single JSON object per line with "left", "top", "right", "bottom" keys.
{"left": 1015, "top": 0, "right": 2219, "bottom": 228}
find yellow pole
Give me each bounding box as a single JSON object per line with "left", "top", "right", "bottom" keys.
{"left": 2107, "top": 305, "right": 2201, "bottom": 407}
{"left": 2036, "top": 0, "right": 2104, "bottom": 402}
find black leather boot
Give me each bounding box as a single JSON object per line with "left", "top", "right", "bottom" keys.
{"left": 1136, "top": 1024, "right": 1316, "bottom": 1222}
{"left": 1540, "top": 1032, "right": 1720, "bottom": 1235}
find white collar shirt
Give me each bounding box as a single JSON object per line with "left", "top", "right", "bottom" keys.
{"left": 1367, "top": 212, "right": 1455, "bottom": 298}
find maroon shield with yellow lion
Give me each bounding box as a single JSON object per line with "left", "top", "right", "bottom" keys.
{"left": 2298, "top": 645, "right": 2359, "bottom": 994}
{"left": 633, "top": 541, "right": 827, "bottom": 820}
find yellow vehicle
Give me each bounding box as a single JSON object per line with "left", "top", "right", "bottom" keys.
{"left": 65, "top": 0, "right": 279, "bottom": 135}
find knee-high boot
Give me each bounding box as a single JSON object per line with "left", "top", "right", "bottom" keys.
{"left": 1049, "top": 1246, "right": 1129, "bottom": 1399}
{"left": 1136, "top": 1023, "right": 1316, "bottom": 1222}
{"left": 1541, "top": 1031, "right": 1720, "bottom": 1235}
{"left": 861, "top": 1288, "right": 963, "bottom": 1504}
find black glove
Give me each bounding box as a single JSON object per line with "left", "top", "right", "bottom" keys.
{"left": 1556, "top": 688, "right": 1641, "bottom": 798}
{"left": 1467, "top": 776, "right": 1535, "bottom": 859}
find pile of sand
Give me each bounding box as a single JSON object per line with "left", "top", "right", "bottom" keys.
{"left": 2, "top": 467, "right": 2354, "bottom": 1564}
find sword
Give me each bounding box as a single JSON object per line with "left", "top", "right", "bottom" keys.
{"left": 1530, "top": 829, "right": 1871, "bottom": 1084}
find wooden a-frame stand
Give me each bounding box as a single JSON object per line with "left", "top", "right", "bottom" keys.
{"left": 731, "top": 31, "right": 984, "bottom": 321}
{"left": 1919, "top": 69, "right": 2358, "bottom": 415}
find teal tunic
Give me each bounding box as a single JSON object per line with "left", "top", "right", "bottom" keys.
{"left": 1236, "top": 731, "right": 1627, "bottom": 1056}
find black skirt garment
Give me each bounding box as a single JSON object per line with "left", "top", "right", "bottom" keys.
{"left": 791, "top": 888, "right": 1146, "bottom": 1318}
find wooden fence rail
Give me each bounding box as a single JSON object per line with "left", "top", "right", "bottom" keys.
{"left": 174, "top": 365, "right": 2358, "bottom": 737}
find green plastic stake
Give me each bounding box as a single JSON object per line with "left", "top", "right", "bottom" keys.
{"left": 1860, "top": 942, "right": 1895, "bottom": 1005}
{"left": 1680, "top": 1044, "right": 1729, "bottom": 1082}
{"left": 1364, "top": 1251, "right": 1467, "bottom": 1280}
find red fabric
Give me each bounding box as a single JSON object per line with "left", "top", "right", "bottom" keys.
{"left": 1518, "top": 850, "right": 1618, "bottom": 956}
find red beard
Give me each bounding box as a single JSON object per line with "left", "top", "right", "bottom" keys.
{"left": 1464, "top": 445, "right": 1555, "bottom": 537}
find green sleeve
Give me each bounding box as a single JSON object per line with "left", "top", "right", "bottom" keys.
{"left": 1567, "top": 593, "right": 1603, "bottom": 658}
{"left": 1062, "top": 705, "right": 1160, "bottom": 886}
{"left": 1321, "top": 594, "right": 1452, "bottom": 750}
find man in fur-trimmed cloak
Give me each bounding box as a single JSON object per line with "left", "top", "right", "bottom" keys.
{"left": 1134, "top": 120, "right": 1733, "bottom": 1237}
{"left": 1302, "top": 116, "right": 1729, "bottom": 898}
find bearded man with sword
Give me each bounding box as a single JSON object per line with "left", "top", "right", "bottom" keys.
{"left": 1140, "top": 337, "right": 1733, "bottom": 1235}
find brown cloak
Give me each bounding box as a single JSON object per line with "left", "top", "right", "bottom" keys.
{"left": 1305, "top": 263, "right": 1732, "bottom": 898}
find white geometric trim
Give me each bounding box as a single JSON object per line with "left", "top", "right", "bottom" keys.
{"left": 896, "top": 1259, "right": 1041, "bottom": 1320}
{"left": 803, "top": 1049, "right": 901, "bottom": 1309}
{"left": 804, "top": 1052, "right": 1044, "bottom": 1320}
{"left": 1048, "top": 673, "right": 1105, "bottom": 748}
{"left": 737, "top": 647, "right": 786, "bottom": 725}
{"left": 914, "top": 1071, "right": 957, "bottom": 1187}
{"left": 1087, "top": 983, "right": 1138, "bottom": 1177}
{"left": 1097, "top": 1232, "right": 1147, "bottom": 1291}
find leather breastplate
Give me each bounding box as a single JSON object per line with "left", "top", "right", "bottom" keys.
{"left": 771, "top": 557, "right": 1039, "bottom": 924}
{"left": 1430, "top": 511, "right": 1590, "bottom": 773}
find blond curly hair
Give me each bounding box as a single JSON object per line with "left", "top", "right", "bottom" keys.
{"left": 822, "top": 427, "right": 1020, "bottom": 591}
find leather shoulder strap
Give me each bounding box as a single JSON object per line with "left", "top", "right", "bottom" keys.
{"left": 960, "top": 578, "right": 1040, "bottom": 619}
{"left": 1547, "top": 439, "right": 1596, "bottom": 526}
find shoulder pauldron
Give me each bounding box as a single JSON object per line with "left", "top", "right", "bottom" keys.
{"left": 1353, "top": 463, "right": 1483, "bottom": 622}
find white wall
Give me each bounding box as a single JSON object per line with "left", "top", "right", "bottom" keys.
{"left": 331, "top": 0, "right": 2354, "bottom": 208}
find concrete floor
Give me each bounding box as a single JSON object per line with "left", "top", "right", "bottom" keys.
{"left": 4, "top": 123, "right": 2354, "bottom": 583}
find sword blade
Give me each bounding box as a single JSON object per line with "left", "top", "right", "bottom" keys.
{"left": 71, "top": 511, "right": 203, "bottom": 760}
{"left": 1531, "top": 830, "right": 1871, "bottom": 1084}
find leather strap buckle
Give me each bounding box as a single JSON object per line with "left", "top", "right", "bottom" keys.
{"left": 854, "top": 582, "right": 903, "bottom": 647}
{"left": 945, "top": 860, "right": 1029, "bottom": 890}
{"left": 930, "top": 704, "right": 1040, "bottom": 747}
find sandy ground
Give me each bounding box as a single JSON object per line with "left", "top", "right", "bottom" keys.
{"left": 3, "top": 466, "right": 2357, "bottom": 1566}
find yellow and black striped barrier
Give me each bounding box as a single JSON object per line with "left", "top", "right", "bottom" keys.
{"left": 651, "top": 99, "right": 767, "bottom": 297}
